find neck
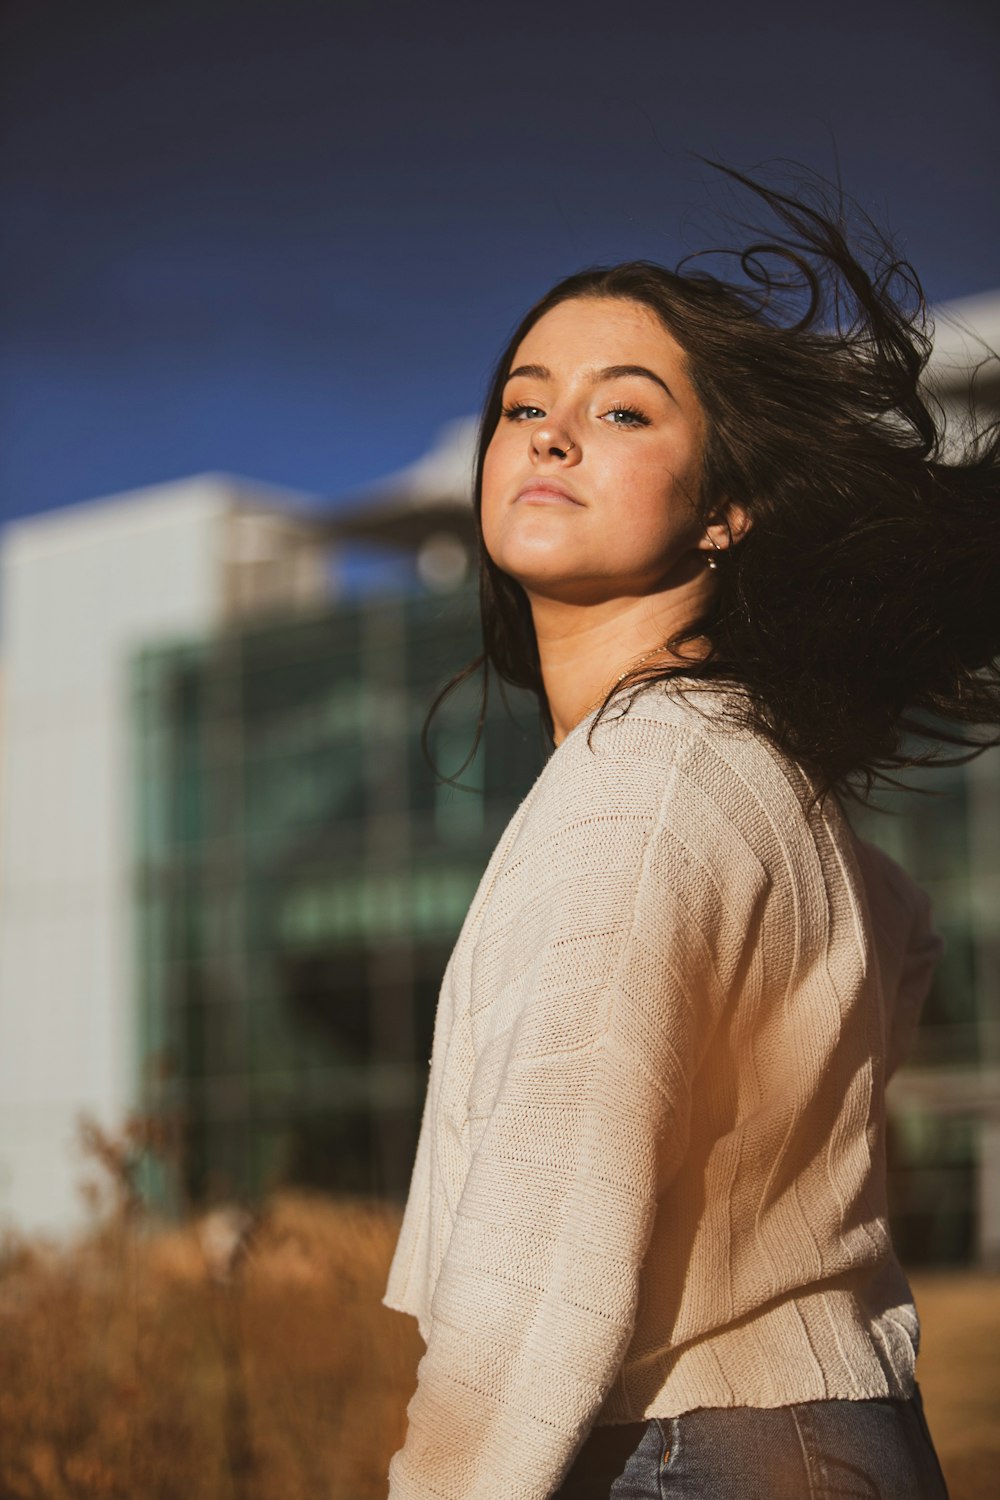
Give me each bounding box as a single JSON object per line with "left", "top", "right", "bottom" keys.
{"left": 529, "top": 580, "right": 711, "bottom": 748}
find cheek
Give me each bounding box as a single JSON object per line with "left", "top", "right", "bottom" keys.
{"left": 613, "top": 458, "right": 672, "bottom": 521}
{"left": 608, "top": 460, "right": 697, "bottom": 554}
{"left": 482, "top": 416, "right": 522, "bottom": 488}
{"left": 479, "top": 447, "right": 512, "bottom": 570}
{"left": 479, "top": 438, "right": 507, "bottom": 546}
{"left": 481, "top": 437, "right": 500, "bottom": 494}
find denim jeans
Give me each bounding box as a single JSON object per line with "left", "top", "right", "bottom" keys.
{"left": 553, "top": 1386, "right": 950, "bottom": 1498}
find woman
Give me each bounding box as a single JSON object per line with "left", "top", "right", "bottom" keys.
{"left": 382, "top": 167, "right": 998, "bottom": 1498}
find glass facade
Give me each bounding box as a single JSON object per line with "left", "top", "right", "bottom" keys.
{"left": 131, "top": 585, "right": 548, "bottom": 1213}
{"left": 850, "top": 751, "right": 1000, "bottom": 1267}
{"left": 132, "top": 588, "right": 1000, "bottom": 1265}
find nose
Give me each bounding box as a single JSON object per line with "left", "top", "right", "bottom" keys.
{"left": 530, "top": 419, "right": 578, "bottom": 462}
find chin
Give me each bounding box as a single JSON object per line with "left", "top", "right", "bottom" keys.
{"left": 498, "top": 559, "right": 580, "bottom": 592}
{"left": 491, "top": 537, "right": 587, "bottom": 576}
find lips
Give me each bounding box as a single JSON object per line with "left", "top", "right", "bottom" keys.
{"left": 515, "top": 479, "right": 582, "bottom": 504}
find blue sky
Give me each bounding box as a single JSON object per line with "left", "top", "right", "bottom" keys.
{"left": 1, "top": 0, "right": 997, "bottom": 537}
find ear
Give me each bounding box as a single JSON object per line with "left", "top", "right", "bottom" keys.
{"left": 697, "top": 500, "right": 751, "bottom": 557}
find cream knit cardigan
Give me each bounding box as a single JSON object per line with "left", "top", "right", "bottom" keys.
{"left": 383, "top": 682, "right": 943, "bottom": 1500}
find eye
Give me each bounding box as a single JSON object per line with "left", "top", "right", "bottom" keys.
{"left": 500, "top": 400, "right": 651, "bottom": 427}
{"left": 500, "top": 402, "right": 544, "bottom": 422}
{"left": 603, "top": 403, "right": 650, "bottom": 428}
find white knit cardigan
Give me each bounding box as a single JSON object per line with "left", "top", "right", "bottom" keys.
{"left": 383, "top": 682, "right": 943, "bottom": 1500}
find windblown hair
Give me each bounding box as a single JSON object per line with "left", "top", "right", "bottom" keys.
{"left": 422, "top": 164, "right": 1000, "bottom": 806}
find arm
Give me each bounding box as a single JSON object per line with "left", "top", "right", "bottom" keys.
{"left": 853, "top": 836, "right": 945, "bottom": 1078}
{"left": 387, "top": 741, "right": 768, "bottom": 1500}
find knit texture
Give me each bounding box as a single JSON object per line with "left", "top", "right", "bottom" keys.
{"left": 383, "top": 682, "right": 943, "bottom": 1500}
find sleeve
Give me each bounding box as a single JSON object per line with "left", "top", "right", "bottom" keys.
{"left": 852, "top": 836, "right": 945, "bottom": 1079}
{"left": 386, "top": 743, "right": 770, "bottom": 1500}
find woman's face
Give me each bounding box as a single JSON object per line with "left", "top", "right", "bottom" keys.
{"left": 481, "top": 295, "right": 709, "bottom": 604}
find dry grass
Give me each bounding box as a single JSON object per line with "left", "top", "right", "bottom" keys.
{"left": 0, "top": 1129, "right": 996, "bottom": 1499}
{"left": 909, "top": 1270, "right": 1000, "bottom": 1500}
{"left": 0, "top": 1187, "right": 421, "bottom": 1500}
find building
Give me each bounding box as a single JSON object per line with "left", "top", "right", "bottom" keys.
{"left": 860, "top": 290, "right": 1000, "bottom": 1266}
{"left": 1, "top": 294, "right": 998, "bottom": 1264}
{"left": 0, "top": 476, "right": 331, "bottom": 1233}
{"left": 130, "top": 582, "right": 546, "bottom": 1215}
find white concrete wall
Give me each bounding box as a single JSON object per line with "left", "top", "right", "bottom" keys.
{"left": 0, "top": 475, "right": 320, "bottom": 1236}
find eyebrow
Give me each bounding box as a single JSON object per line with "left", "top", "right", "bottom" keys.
{"left": 503, "top": 362, "right": 676, "bottom": 403}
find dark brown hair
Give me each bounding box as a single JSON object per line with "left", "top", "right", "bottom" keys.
{"left": 422, "top": 165, "right": 1000, "bottom": 806}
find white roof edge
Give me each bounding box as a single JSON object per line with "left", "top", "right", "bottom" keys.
{"left": 336, "top": 413, "right": 480, "bottom": 512}
{"left": 928, "top": 290, "right": 1000, "bottom": 371}
{"left": 1, "top": 472, "right": 325, "bottom": 548}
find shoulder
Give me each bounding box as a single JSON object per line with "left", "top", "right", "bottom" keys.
{"left": 539, "top": 679, "right": 809, "bottom": 838}
{"left": 510, "top": 680, "right": 797, "bottom": 893}
{"left": 516, "top": 685, "right": 695, "bottom": 858}
{"left": 484, "top": 684, "right": 778, "bottom": 1014}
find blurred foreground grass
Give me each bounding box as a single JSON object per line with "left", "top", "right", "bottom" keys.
{"left": 0, "top": 1187, "right": 996, "bottom": 1499}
